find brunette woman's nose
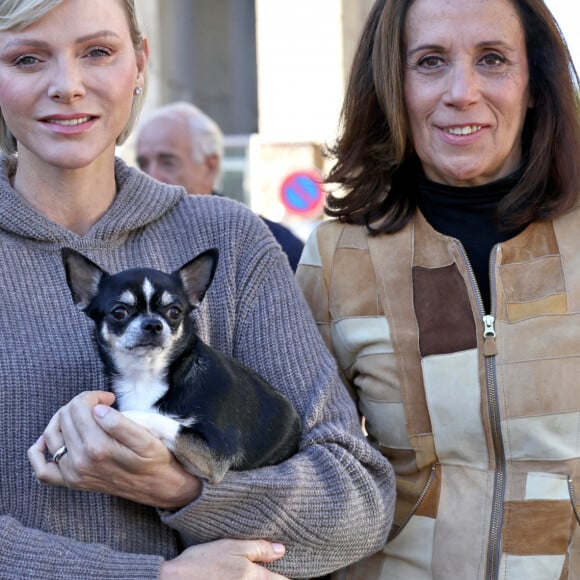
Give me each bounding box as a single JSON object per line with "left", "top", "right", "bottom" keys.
{"left": 444, "top": 62, "right": 479, "bottom": 109}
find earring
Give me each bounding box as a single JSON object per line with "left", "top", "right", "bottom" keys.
{"left": 134, "top": 87, "right": 143, "bottom": 96}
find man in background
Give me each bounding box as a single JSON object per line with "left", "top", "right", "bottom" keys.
{"left": 135, "top": 102, "right": 304, "bottom": 271}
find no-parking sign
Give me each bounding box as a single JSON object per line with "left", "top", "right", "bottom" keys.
{"left": 279, "top": 170, "right": 324, "bottom": 217}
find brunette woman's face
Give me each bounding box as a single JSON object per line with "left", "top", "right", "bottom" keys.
{"left": 0, "top": 0, "right": 147, "bottom": 170}
{"left": 403, "top": 0, "right": 532, "bottom": 186}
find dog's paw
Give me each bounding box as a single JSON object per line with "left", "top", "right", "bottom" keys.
{"left": 121, "top": 410, "right": 181, "bottom": 449}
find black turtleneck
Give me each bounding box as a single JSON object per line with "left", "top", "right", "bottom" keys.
{"left": 417, "top": 169, "right": 524, "bottom": 313}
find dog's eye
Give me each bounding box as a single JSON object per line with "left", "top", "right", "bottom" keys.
{"left": 111, "top": 306, "right": 129, "bottom": 321}
{"left": 167, "top": 306, "right": 182, "bottom": 321}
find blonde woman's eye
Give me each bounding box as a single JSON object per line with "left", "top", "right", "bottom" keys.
{"left": 87, "top": 47, "right": 112, "bottom": 58}
{"left": 14, "top": 54, "right": 39, "bottom": 66}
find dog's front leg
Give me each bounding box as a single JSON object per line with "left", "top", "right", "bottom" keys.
{"left": 121, "top": 410, "right": 182, "bottom": 451}
{"left": 121, "top": 411, "right": 228, "bottom": 483}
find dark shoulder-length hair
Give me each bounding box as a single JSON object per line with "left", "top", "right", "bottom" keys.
{"left": 326, "top": 0, "right": 580, "bottom": 233}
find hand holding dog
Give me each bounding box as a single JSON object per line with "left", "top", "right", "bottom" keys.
{"left": 29, "top": 393, "right": 289, "bottom": 577}
{"left": 28, "top": 390, "right": 202, "bottom": 510}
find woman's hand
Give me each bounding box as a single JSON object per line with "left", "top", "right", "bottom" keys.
{"left": 159, "top": 539, "right": 289, "bottom": 579}
{"left": 28, "top": 390, "right": 202, "bottom": 510}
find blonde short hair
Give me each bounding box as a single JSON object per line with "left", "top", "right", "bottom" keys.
{"left": 0, "top": 0, "right": 147, "bottom": 154}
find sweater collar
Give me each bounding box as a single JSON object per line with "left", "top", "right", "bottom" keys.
{"left": 417, "top": 165, "right": 524, "bottom": 211}
{"left": 0, "top": 155, "right": 185, "bottom": 244}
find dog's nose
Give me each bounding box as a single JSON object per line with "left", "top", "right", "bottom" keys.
{"left": 142, "top": 318, "right": 163, "bottom": 335}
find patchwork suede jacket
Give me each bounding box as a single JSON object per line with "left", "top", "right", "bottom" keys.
{"left": 296, "top": 208, "right": 580, "bottom": 579}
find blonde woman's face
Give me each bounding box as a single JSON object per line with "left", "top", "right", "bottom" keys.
{"left": 0, "top": 0, "right": 147, "bottom": 170}
{"left": 403, "top": 0, "right": 532, "bottom": 186}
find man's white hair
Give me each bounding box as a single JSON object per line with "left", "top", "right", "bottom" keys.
{"left": 144, "top": 101, "right": 224, "bottom": 165}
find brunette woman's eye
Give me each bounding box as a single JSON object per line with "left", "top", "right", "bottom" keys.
{"left": 481, "top": 53, "right": 506, "bottom": 67}
{"left": 418, "top": 55, "right": 444, "bottom": 69}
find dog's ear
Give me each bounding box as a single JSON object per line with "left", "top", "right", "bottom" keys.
{"left": 61, "top": 248, "right": 107, "bottom": 311}
{"left": 176, "top": 249, "right": 219, "bottom": 308}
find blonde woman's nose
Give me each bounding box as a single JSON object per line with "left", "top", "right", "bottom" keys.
{"left": 48, "top": 57, "right": 86, "bottom": 102}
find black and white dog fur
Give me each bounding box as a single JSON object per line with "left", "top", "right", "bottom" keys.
{"left": 61, "top": 248, "right": 301, "bottom": 484}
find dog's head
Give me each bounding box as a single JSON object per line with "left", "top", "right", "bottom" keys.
{"left": 61, "top": 248, "right": 218, "bottom": 360}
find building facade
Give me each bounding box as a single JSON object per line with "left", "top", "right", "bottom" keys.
{"left": 129, "top": 0, "right": 374, "bottom": 233}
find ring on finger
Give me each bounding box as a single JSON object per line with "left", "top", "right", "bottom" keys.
{"left": 52, "top": 444, "right": 68, "bottom": 464}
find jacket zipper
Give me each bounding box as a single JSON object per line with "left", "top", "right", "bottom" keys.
{"left": 484, "top": 324, "right": 505, "bottom": 580}
{"left": 568, "top": 476, "right": 580, "bottom": 526}
{"left": 455, "top": 242, "right": 505, "bottom": 580}
{"left": 388, "top": 464, "right": 437, "bottom": 541}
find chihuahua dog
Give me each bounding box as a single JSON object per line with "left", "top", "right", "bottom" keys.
{"left": 61, "top": 248, "right": 301, "bottom": 484}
